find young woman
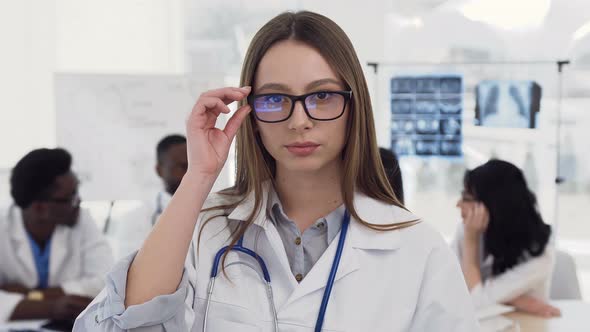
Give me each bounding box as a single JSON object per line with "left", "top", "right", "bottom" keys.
{"left": 453, "top": 159, "right": 560, "bottom": 317}
{"left": 75, "top": 11, "right": 477, "bottom": 331}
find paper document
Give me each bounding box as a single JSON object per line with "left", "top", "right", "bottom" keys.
{"left": 477, "top": 304, "right": 517, "bottom": 332}
{"left": 477, "top": 304, "right": 515, "bottom": 320}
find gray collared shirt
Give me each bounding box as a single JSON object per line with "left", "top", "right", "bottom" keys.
{"left": 267, "top": 188, "right": 345, "bottom": 282}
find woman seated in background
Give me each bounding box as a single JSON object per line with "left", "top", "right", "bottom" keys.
{"left": 379, "top": 147, "right": 404, "bottom": 204}
{"left": 452, "top": 159, "right": 561, "bottom": 317}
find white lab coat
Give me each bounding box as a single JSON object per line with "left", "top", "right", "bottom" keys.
{"left": 450, "top": 223, "right": 555, "bottom": 309}
{"left": 75, "top": 187, "right": 479, "bottom": 331}
{"left": 0, "top": 205, "right": 114, "bottom": 322}
{"left": 106, "top": 191, "right": 171, "bottom": 260}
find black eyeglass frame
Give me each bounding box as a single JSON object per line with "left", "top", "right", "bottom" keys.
{"left": 247, "top": 90, "right": 353, "bottom": 123}
{"left": 43, "top": 192, "right": 80, "bottom": 207}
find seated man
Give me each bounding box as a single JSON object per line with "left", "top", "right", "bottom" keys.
{"left": 0, "top": 148, "right": 114, "bottom": 322}
{"left": 108, "top": 134, "right": 187, "bottom": 259}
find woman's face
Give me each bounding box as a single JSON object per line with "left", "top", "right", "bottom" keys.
{"left": 456, "top": 189, "right": 478, "bottom": 220}
{"left": 252, "top": 39, "right": 349, "bottom": 175}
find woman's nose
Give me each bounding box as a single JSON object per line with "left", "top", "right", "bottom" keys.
{"left": 287, "top": 101, "right": 313, "bottom": 131}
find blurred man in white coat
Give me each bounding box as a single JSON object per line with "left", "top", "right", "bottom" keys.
{"left": 0, "top": 148, "right": 113, "bottom": 322}
{"left": 108, "top": 134, "right": 187, "bottom": 259}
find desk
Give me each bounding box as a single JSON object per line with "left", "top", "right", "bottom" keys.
{"left": 0, "top": 320, "right": 45, "bottom": 331}
{"left": 504, "top": 300, "right": 590, "bottom": 332}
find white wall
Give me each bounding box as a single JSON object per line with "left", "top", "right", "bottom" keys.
{"left": 0, "top": 0, "right": 184, "bottom": 138}
{"left": 301, "top": 0, "right": 389, "bottom": 65}
{"left": 55, "top": 0, "right": 184, "bottom": 73}
{"left": 0, "top": 0, "right": 184, "bottom": 206}
{"left": 0, "top": 0, "right": 56, "bottom": 170}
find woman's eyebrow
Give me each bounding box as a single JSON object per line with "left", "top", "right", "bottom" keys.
{"left": 256, "top": 83, "right": 292, "bottom": 94}
{"left": 256, "top": 78, "right": 343, "bottom": 94}
{"left": 305, "top": 78, "right": 343, "bottom": 90}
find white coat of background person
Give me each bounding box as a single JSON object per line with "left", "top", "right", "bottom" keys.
{"left": 0, "top": 148, "right": 113, "bottom": 322}
{"left": 74, "top": 11, "right": 479, "bottom": 331}
{"left": 452, "top": 159, "right": 560, "bottom": 318}
{"left": 106, "top": 135, "right": 187, "bottom": 260}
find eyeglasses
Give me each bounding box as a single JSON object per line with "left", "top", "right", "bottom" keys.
{"left": 45, "top": 192, "right": 80, "bottom": 207}
{"left": 248, "top": 90, "right": 352, "bottom": 123}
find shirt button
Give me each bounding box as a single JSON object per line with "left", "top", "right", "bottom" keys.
{"left": 294, "top": 237, "right": 302, "bottom": 245}
{"left": 317, "top": 221, "right": 326, "bottom": 229}
{"left": 295, "top": 273, "right": 303, "bottom": 282}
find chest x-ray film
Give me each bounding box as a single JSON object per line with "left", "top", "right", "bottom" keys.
{"left": 475, "top": 80, "right": 542, "bottom": 129}
{"left": 390, "top": 75, "right": 463, "bottom": 157}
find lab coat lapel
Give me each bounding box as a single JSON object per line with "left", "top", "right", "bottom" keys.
{"left": 225, "top": 183, "right": 271, "bottom": 229}
{"left": 281, "top": 193, "right": 418, "bottom": 308}
{"left": 9, "top": 206, "right": 38, "bottom": 286}
{"left": 226, "top": 186, "right": 421, "bottom": 311}
{"left": 281, "top": 221, "right": 360, "bottom": 309}
{"left": 226, "top": 184, "right": 297, "bottom": 290}
{"left": 49, "top": 225, "right": 71, "bottom": 285}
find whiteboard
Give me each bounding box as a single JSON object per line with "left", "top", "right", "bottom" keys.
{"left": 55, "top": 73, "right": 229, "bottom": 201}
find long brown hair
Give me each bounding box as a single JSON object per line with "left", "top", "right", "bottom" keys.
{"left": 199, "top": 11, "right": 417, "bottom": 262}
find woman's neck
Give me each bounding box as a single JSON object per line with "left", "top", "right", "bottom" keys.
{"left": 275, "top": 162, "right": 344, "bottom": 232}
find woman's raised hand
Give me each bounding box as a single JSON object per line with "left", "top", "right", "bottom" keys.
{"left": 124, "top": 87, "right": 252, "bottom": 308}
{"left": 463, "top": 203, "right": 490, "bottom": 237}
{"left": 185, "top": 87, "right": 252, "bottom": 176}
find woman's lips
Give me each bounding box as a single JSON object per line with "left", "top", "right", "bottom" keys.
{"left": 285, "top": 142, "right": 320, "bottom": 156}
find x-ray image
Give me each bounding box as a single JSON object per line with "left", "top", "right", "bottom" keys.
{"left": 475, "top": 80, "right": 542, "bottom": 129}
{"left": 440, "top": 77, "right": 462, "bottom": 93}
{"left": 391, "top": 119, "right": 415, "bottom": 134}
{"left": 415, "top": 97, "right": 438, "bottom": 114}
{"left": 415, "top": 140, "right": 439, "bottom": 155}
{"left": 391, "top": 98, "right": 413, "bottom": 114}
{"left": 439, "top": 97, "right": 462, "bottom": 114}
{"left": 440, "top": 140, "right": 462, "bottom": 156}
{"left": 440, "top": 118, "right": 462, "bottom": 135}
{"left": 416, "top": 119, "right": 440, "bottom": 134}
{"left": 391, "top": 137, "right": 414, "bottom": 155}
{"left": 415, "top": 77, "right": 439, "bottom": 93}
{"left": 391, "top": 77, "right": 416, "bottom": 93}
{"left": 390, "top": 75, "right": 463, "bottom": 157}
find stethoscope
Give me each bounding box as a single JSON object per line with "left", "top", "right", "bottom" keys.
{"left": 203, "top": 211, "right": 351, "bottom": 332}
{"left": 150, "top": 192, "right": 164, "bottom": 226}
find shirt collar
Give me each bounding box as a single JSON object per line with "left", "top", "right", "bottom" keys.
{"left": 269, "top": 183, "right": 344, "bottom": 221}
{"left": 226, "top": 181, "right": 421, "bottom": 249}
{"left": 266, "top": 186, "right": 282, "bottom": 223}
{"left": 325, "top": 205, "right": 345, "bottom": 243}
{"left": 225, "top": 182, "right": 271, "bottom": 228}
{"left": 267, "top": 186, "right": 346, "bottom": 244}
{"left": 25, "top": 231, "right": 52, "bottom": 255}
